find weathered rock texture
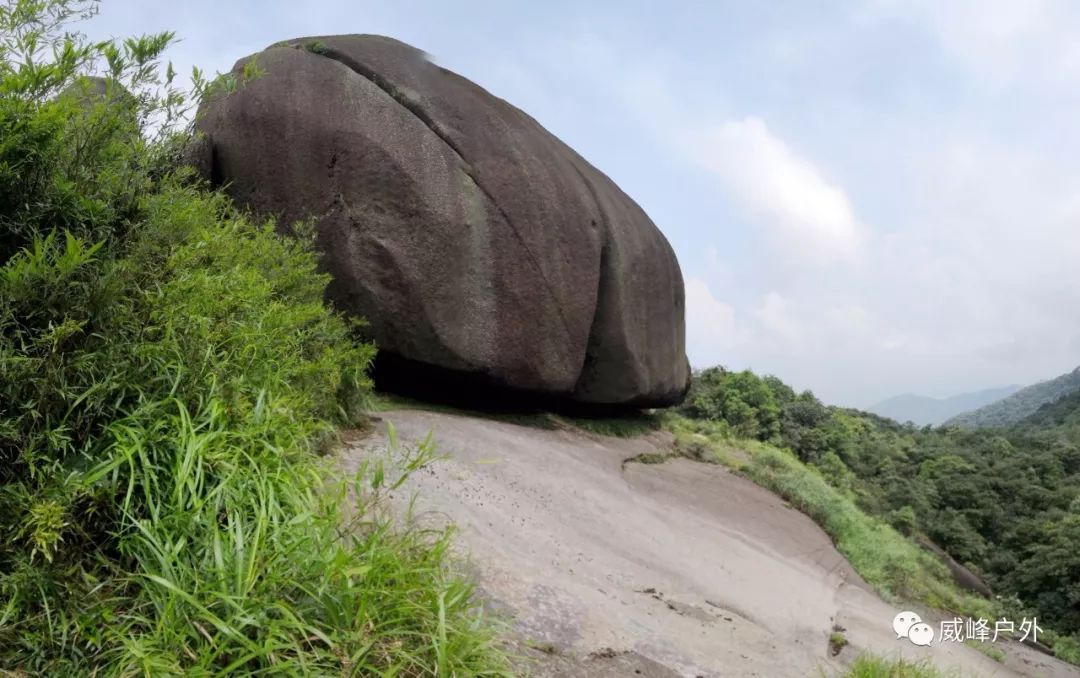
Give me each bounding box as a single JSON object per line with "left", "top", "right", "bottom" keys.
{"left": 190, "top": 35, "right": 689, "bottom": 407}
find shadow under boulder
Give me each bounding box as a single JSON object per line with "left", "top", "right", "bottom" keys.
{"left": 373, "top": 351, "right": 666, "bottom": 418}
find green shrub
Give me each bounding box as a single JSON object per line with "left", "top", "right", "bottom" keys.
{"left": 0, "top": 2, "right": 507, "bottom": 674}
{"left": 839, "top": 653, "right": 953, "bottom": 678}
{"left": 828, "top": 631, "right": 848, "bottom": 656}
{"left": 1046, "top": 630, "right": 1080, "bottom": 665}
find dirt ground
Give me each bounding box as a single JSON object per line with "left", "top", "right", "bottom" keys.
{"left": 344, "top": 409, "right": 1080, "bottom": 678}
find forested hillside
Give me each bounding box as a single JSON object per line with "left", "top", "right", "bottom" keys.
{"left": 1013, "top": 388, "right": 1080, "bottom": 438}
{"left": 679, "top": 366, "right": 1080, "bottom": 655}
{"left": 945, "top": 367, "right": 1080, "bottom": 429}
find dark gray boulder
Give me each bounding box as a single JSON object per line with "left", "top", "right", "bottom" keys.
{"left": 190, "top": 35, "right": 689, "bottom": 407}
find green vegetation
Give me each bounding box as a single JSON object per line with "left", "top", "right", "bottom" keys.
{"left": 945, "top": 366, "right": 1080, "bottom": 428}
{"left": 964, "top": 640, "right": 1006, "bottom": 663}
{"left": 838, "top": 653, "right": 953, "bottom": 678}
{"left": 1011, "top": 384, "right": 1080, "bottom": 437}
{"left": 676, "top": 365, "right": 1080, "bottom": 660}
{"left": 0, "top": 2, "right": 506, "bottom": 674}
{"left": 622, "top": 450, "right": 672, "bottom": 466}
{"left": 828, "top": 631, "right": 849, "bottom": 657}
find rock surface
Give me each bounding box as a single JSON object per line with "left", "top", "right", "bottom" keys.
{"left": 349, "top": 410, "right": 1080, "bottom": 678}
{"left": 190, "top": 35, "right": 689, "bottom": 407}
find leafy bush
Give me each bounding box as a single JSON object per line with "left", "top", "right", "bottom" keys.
{"left": 838, "top": 653, "right": 953, "bottom": 678}
{"left": 679, "top": 366, "right": 836, "bottom": 462}
{"left": 0, "top": 2, "right": 507, "bottom": 674}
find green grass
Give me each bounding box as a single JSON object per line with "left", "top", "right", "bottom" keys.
{"left": 625, "top": 451, "right": 672, "bottom": 465}
{"left": 839, "top": 653, "right": 955, "bottom": 678}
{"left": 1047, "top": 631, "right": 1080, "bottom": 664}
{"left": 963, "top": 640, "right": 1006, "bottom": 663}
{"left": 829, "top": 631, "right": 849, "bottom": 656}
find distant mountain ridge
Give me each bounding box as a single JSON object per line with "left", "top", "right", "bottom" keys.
{"left": 1011, "top": 385, "right": 1080, "bottom": 434}
{"left": 868, "top": 385, "right": 1022, "bottom": 426}
{"left": 945, "top": 366, "right": 1080, "bottom": 429}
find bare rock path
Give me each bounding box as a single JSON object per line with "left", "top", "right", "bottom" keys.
{"left": 343, "top": 409, "right": 1079, "bottom": 677}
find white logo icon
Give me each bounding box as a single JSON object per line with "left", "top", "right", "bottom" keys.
{"left": 893, "top": 610, "right": 922, "bottom": 639}
{"left": 908, "top": 622, "right": 935, "bottom": 646}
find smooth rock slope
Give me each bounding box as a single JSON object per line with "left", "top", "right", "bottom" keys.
{"left": 347, "top": 409, "right": 1080, "bottom": 677}
{"left": 189, "top": 35, "right": 690, "bottom": 407}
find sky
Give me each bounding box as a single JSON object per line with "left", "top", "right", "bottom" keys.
{"left": 85, "top": 0, "right": 1080, "bottom": 408}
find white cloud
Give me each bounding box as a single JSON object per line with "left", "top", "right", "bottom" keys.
{"left": 685, "top": 277, "right": 740, "bottom": 349}
{"left": 545, "top": 38, "right": 865, "bottom": 267}
{"left": 754, "top": 292, "right": 802, "bottom": 345}
{"left": 685, "top": 117, "right": 863, "bottom": 264}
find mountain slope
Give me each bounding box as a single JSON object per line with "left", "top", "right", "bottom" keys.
{"left": 869, "top": 385, "right": 1021, "bottom": 426}
{"left": 1010, "top": 386, "right": 1080, "bottom": 438}
{"left": 946, "top": 367, "right": 1080, "bottom": 429}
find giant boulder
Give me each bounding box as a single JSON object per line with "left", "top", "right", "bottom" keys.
{"left": 191, "top": 35, "right": 689, "bottom": 407}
